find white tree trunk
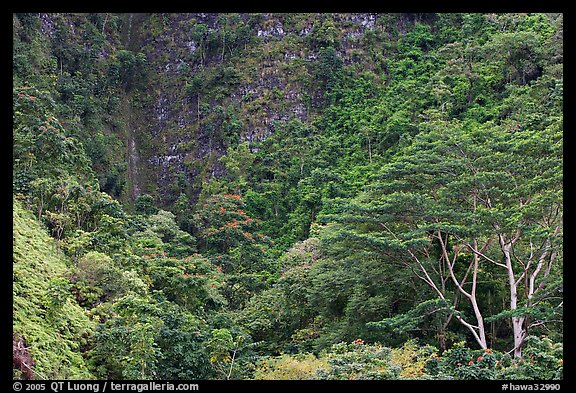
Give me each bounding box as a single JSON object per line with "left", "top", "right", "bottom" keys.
{"left": 500, "top": 234, "right": 525, "bottom": 359}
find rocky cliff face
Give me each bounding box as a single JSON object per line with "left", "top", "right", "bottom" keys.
{"left": 125, "top": 13, "right": 406, "bottom": 206}
{"left": 18, "top": 12, "right": 425, "bottom": 207}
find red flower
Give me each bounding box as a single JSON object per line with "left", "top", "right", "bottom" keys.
{"left": 468, "top": 361, "right": 474, "bottom": 365}
{"left": 484, "top": 349, "right": 493, "bottom": 354}
{"left": 477, "top": 356, "right": 483, "bottom": 362}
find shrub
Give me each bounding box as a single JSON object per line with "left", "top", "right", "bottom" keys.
{"left": 254, "top": 353, "right": 327, "bottom": 380}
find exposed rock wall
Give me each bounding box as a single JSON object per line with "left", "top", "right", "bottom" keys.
{"left": 128, "top": 13, "right": 397, "bottom": 206}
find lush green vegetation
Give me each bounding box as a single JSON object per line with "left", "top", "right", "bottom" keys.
{"left": 13, "top": 13, "right": 562, "bottom": 381}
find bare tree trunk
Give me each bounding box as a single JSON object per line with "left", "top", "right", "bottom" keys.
{"left": 499, "top": 234, "right": 525, "bottom": 359}
{"left": 380, "top": 221, "right": 488, "bottom": 350}
{"left": 37, "top": 194, "right": 44, "bottom": 221}
{"left": 227, "top": 346, "right": 237, "bottom": 380}
{"left": 440, "top": 232, "right": 488, "bottom": 349}
{"left": 102, "top": 13, "right": 109, "bottom": 35}
{"left": 221, "top": 32, "right": 226, "bottom": 62}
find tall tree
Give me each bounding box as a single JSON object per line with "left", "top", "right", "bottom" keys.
{"left": 326, "top": 118, "right": 562, "bottom": 358}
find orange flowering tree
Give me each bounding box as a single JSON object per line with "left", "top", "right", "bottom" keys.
{"left": 194, "top": 193, "right": 275, "bottom": 308}
{"left": 195, "top": 193, "right": 265, "bottom": 254}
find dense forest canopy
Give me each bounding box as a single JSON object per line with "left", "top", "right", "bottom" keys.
{"left": 13, "top": 12, "right": 562, "bottom": 380}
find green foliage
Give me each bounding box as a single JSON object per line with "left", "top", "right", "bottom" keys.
{"left": 314, "top": 46, "right": 343, "bottom": 96}
{"left": 498, "top": 336, "right": 563, "bottom": 380}
{"left": 206, "top": 328, "right": 253, "bottom": 380}
{"left": 427, "top": 342, "right": 502, "bottom": 380}
{"left": 134, "top": 194, "right": 158, "bottom": 216}
{"left": 72, "top": 251, "right": 146, "bottom": 307}
{"left": 316, "top": 341, "right": 394, "bottom": 380}
{"left": 144, "top": 253, "right": 225, "bottom": 311}
{"left": 109, "top": 49, "right": 148, "bottom": 90}
{"left": 89, "top": 294, "right": 164, "bottom": 379}
{"left": 13, "top": 13, "right": 562, "bottom": 381}
{"left": 235, "top": 286, "right": 293, "bottom": 353}
{"left": 368, "top": 298, "right": 453, "bottom": 336}
{"left": 254, "top": 353, "right": 327, "bottom": 380}
{"left": 89, "top": 292, "right": 219, "bottom": 380}
{"left": 322, "top": 116, "right": 561, "bottom": 352}
{"left": 13, "top": 199, "right": 95, "bottom": 379}
{"left": 191, "top": 193, "right": 277, "bottom": 308}
{"left": 252, "top": 338, "right": 563, "bottom": 380}
{"left": 389, "top": 340, "right": 436, "bottom": 379}
{"left": 252, "top": 340, "right": 399, "bottom": 380}
{"left": 13, "top": 84, "right": 95, "bottom": 190}
{"left": 424, "top": 338, "right": 562, "bottom": 380}
{"left": 145, "top": 210, "right": 197, "bottom": 257}
{"left": 308, "top": 17, "right": 339, "bottom": 49}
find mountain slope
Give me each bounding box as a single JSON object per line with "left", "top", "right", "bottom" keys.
{"left": 13, "top": 198, "right": 95, "bottom": 379}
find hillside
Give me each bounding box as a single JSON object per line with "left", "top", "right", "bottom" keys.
{"left": 13, "top": 12, "right": 563, "bottom": 380}
{"left": 13, "top": 198, "right": 95, "bottom": 379}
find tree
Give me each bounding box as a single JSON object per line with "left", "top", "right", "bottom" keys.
{"left": 144, "top": 253, "right": 225, "bottom": 312}
{"left": 135, "top": 194, "right": 158, "bottom": 216}
{"left": 193, "top": 193, "right": 275, "bottom": 309}
{"left": 326, "top": 118, "right": 562, "bottom": 358}
{"left": 207, "top": 328, "right": 251, "bottom": 380}
{"left": 314, "top": 46, "right": 343, "bottom": 100}
{"left": 110, "top": 49, "right": 147, "bottom": 90}
{"left": 194, "top": 193, "right": 265, "bottom": 255}
{"left": 218, "top": 142, "right": 254, "bottom": 195}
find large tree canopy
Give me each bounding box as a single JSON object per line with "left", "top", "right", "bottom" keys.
{"left": 325, "top": 117, "right": 562, "bottom": 358}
